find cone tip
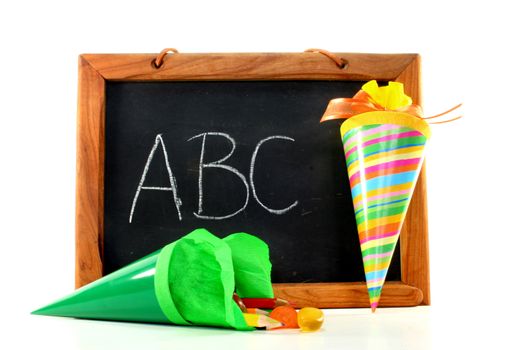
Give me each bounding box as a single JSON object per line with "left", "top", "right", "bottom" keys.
{"left": 370, "top": 301, "right": 379, "bottom": 313}
{"left": 31, "top": 305, "right": 50, "bottom": 315}
{"left": 30, "top": 302, "right": 64, "bottom": 316}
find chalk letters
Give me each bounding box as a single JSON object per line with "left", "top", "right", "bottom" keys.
{"left": 130, "top": 132, "right": 299, "bottom": 223}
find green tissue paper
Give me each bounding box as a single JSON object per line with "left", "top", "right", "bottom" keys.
{"left": 223, "top": 233, "right": 274, "bottom": 299}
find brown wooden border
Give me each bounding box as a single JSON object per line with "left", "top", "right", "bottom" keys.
{"left": 76, "top": 51, "right": 430, "bottom": 308}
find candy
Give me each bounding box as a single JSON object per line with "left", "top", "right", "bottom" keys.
{"left": 297, "top": 307, "right": 324, "bottom": 332}
{"left": 269, "top": 306, "right": 298, "bottom": 329}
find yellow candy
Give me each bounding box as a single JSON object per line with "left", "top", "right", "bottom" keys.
{"left": 297, "top": 307, "right": 324, "bottom": 332}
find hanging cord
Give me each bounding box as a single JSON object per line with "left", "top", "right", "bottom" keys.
{"left": 153, "top": 48, "right": 348, "bottom": 69}
{"left": 151, "top": 47, "right": 461, "bottom": 123}
{"left": 153, "top": 48, "right": 179, "bottom": 68}
{"left": 305, "top": 48, "right": 348, "bottom": 69}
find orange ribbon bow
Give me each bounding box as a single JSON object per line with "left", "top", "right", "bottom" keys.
{"left": 320, "top": 80, "right": 461, "bottom": 124}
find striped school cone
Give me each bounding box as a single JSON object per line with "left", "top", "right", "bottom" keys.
{"left": 320, "top": 80, "right": 434, "bottom": 311}
{"left": 321, "top": 80, "right": 462, "bottom": 310}
{"left": 340, "top": 111, "right": 430, "bottom": 311}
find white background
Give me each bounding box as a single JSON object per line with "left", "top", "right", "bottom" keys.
{"left": 1, "top": 0, "right": 524, "bottom": 348}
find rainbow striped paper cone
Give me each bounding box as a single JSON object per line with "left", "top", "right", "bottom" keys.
{"left": 340, "top": 111, "right": 431, "bottom": 311}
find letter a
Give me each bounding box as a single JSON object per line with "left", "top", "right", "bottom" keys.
{"left": 129, "top": 134, "right": 182, "bottom": 223}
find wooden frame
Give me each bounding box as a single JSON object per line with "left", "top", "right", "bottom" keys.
{"left": 76, "top": 52, "right": 430, "bottom": 308}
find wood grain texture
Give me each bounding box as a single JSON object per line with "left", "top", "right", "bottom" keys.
{"left": 75, "top": 52, "right": 429, "bottom": 308}
{"left": 273, "top": 282, "right": 423, "bottom": 308}
{"left": 396, "top": 55, "right": 431, "bottom": 305}
{"left": 75, "top": 56, "right": 105, "bottom": 288}
{"left": 81, "top": 52, "right": 417, "bottom": 81}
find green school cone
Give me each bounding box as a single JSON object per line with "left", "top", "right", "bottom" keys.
{"left": 32, "top": 229, "right": 251, "bottom": 330}
{"left": 31, "top": 242, "right": 188, "bottom": 325}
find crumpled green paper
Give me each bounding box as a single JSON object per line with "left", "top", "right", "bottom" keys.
{"left": 166, "top": 228, "right": 274, "bottom": 330}
{"left": 167, "top": 229, "right": 251, "bottom": 330}
{"left": 223, "top": 233, "right": 274, "bottom": 299}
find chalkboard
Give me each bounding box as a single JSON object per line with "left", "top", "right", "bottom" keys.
{"left": 104, "top": 80, "right": 402, "bottom": 282}
{"left": 76, "top": 51, "right": 429, "bottom": 308}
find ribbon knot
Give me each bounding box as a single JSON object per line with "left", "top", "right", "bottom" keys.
{"left": 320, "top": 80, "right": 461, "bottom": 124}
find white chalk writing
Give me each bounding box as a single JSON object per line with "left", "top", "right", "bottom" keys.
{"left": 250, "top": 136, "right": 298, "bottom": 214}
{"left": 187, "top": 132, "right": 249, "bottom": 220}
{"left": 129, "top": 134, "right": 182, "bottom": 223}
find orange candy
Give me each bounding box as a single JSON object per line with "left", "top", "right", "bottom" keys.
{"left": 269, "top": 306, "right": 299, "bottom": 329}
